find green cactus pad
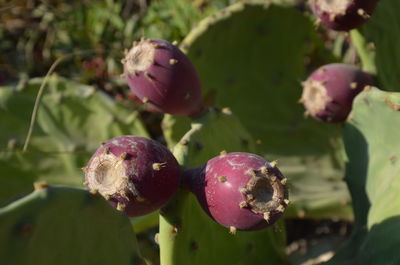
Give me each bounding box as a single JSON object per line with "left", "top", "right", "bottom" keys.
{"left": 159, "top": 108, "right": 287, "bottom": 265}
{"left": 359, "top": 0, "right": 400, "bottom": 91}
{"left": 327, "top": 87, "right": 400, "bottom": 264}
{"left": 142, "top": 0, "right": 299, "bottom": 41}
{"left": 0, "top": 185, "right": 143, "bottom": 265}
{"left": 0, "top": 76, "right": 148, "bottom": 205}
{"left": 165, "top": 2, "right": 351, "bottom": 220}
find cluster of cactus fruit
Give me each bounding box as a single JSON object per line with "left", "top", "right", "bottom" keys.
{"left": 84, "top": 134, "right": 289, "bottom": 232}
{"left": 83, "top": 0, "right": 379, "bottom": 232}
{"left": 82, "top": 37, "right": 291, "bottom": 231}
{"left": 4, "top": 0, "right": 400, "bottom": 264}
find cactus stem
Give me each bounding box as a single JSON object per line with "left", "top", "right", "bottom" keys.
{"left": 34, "top": 180, "right": 48, "bottom": 191}
{"left": 239, "top": 201, "right": 248, "bottom": 208}
{"left": 169, "top": 59, "right": 178, "bottom": 65}
{"left": 116, "top": 202, "right": 126, "bottom": 211}
{"left": 218, "top": 176, "right": 227, "bottom": 183}
{"left": 152, "top": 162, "right": 167, "bottom": 171}
{"left": 229, "top": 226, "right": 237, "bottom": 234}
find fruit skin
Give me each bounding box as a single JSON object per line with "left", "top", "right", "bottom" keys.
{"left": 301, "top": 63, "right": 375, "bottom": 123}
{"left": 185, "top": 152, "right": 288, "bottom": 231}
{"left": 123, "top": 39, "right": 204, "bottom": 117}
{"left": 310, "top": 0, "right": 379, "bottom": 31}
{"left": 84, "top": 135, "right": 181, "bottom": 217}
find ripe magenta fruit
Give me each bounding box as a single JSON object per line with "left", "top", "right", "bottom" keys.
{"left": 185, "top": 152, "right": 289, "bottom": 232}
{"left": 83, "top": 136, "right": 181, "bottom": 217}
{"left": 309, "top": 0, "right": 379, "bottom": 31}
{"left": 300, "top": 63, "right": 374, "bottom": 123}
{"left": 122, "top": 39, "right": 204, "bottom": 117}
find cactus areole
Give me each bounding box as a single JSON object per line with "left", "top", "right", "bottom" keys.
{"left": 309, "top": 0, "right": 378, "bottom": 31}
{"left": 84, "top": 136, "right": 181, "bottom": 217}
{"left": 301, "top": 63, "right": 374, "bottom": 122}
{"left": 187, "top": 152, "right": 289, "bottom": 231}
{"left": 122, "top": 39, "right": 204, "bottom": 117}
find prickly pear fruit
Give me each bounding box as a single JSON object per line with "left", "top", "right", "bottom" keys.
{"left": 83, "top": 135, "right": 181, "bottom": 217}
{"left": 185, "top": 152, "right": 289, "bottom": 232}
{"left": 300, "top": 63, "right": 374, "bottom": 122}
{"left": 309, "top": 0, "right": 379, "bottom": 31}
{"left": 122, "top": 39, "right": 204, "bottom": 117}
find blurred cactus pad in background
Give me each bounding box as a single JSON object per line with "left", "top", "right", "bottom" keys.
{"left": 1, "top": 0, "right": 399, "bottom": 264}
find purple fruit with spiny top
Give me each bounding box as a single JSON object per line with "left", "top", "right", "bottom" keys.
{"left": 83, "top": 135, "right": 181, "bottom": 217}
{"left": 185, "top": 152, "right": 289, "bottom": 233}
{"left": 300, "top": 63, "right": 374, "bottom": 123}
{"left": 122, "top": 38, "right": 204, "bottom": 117}
{"left": 309, "top": 0, "right": 379, "bottom": 31}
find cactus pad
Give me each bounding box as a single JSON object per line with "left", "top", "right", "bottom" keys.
{"left": 327, "top": 87, "right": 400, "bottom": 264}
{"left": 0, "top": 76, "right": 148, "bottom": 205}
{"left": 0, "top": 185, "right": 143, "bottom": 265}
{"left": 359, "top": 0, "right": 400, "bottom": 91}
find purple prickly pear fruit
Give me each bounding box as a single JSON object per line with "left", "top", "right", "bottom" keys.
{"left": 83, "top": 136, "right": 181, "bottom": 217}
{"left": 185, "top": 152, "right": 289, "bottom": 232}
{"left": 122, "top": 39, "right": 204, "bottom": 117}
{"left": 300, "top": 63, "right": 374, "bottom": 123}
{"left": 309, "top": 0, "right": 379, "bottom": 31}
